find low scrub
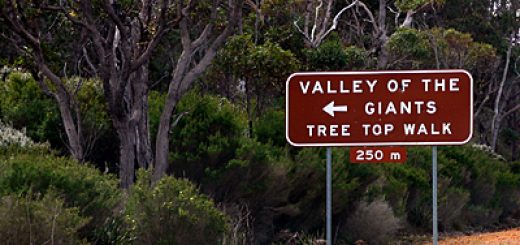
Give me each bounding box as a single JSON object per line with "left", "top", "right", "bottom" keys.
{"left": 0, "top": 150, "right": 120, "bottom": 243}
{"left": 345, "top": 199, "right": 401, "bottom": 244}
{"left": 0, "top": 191, "right": 89, "bottom": 244}
{"left": 124, "top": 170, "right": 229, "bottom": 245}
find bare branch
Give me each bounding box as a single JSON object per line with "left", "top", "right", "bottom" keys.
{"left": 311, "top": 0, "right": 323, "bottom": 42}
{"left": 102, "top": 0, "right": 129, "bottom": 41}
{"left": 320, "top": 0, "right": 359, "bottom": 46}
{"left": 502, "top": 104, "right": 520, "bottom": 119}
{"left": 191, "top": 0, "right": 220, "bottom": 49}
{"left": 400, "top": 10, "right": 416, "bottom": 28}
{"left": 356, "top": 0, "right": 380, "bottom": 33}
{"left": 170, "top": 112, "right": 189, "bottom": 131}
{"left": 35, "top": 73, "right": 57, "bottom": 98}
{"left": 293, "top": 20, "right": 311, "bottom": 42}
{"left": 295, "top": 0, "right": 359, "bottom": 47}
{"left": 131, "top": 0, "right": 172, "bottom": 71}
{"left": 2, "top": 1, "right": 39, "bottom": 46}
{"left": 82, "top": 47, "right": 98, "bottom": 76}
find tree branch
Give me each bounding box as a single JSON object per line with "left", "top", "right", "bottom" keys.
{"left": 131, "top": 0, "right": 173, "bottom": 71}
{"left": 502, "top": 104, "right": 520, "bottom": 119}
{"left": 320, "top": 0, "right": 359, "bottom": 46}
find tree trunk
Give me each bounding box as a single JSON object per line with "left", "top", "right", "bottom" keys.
{"left": 133, "top": 65, "right": 153, "bottom": 169}
{"left": 115, "top": 119, "right": 136, "bottom": 188}
{"left": 55, "top": 94, "right": 84, "bottom": 162}
{"left": 509, "top": 114, "right": 518, "bottom": 161}
{"left": 153, "top": 87, "right": 180, "bottom": 182}
{"left": 491, "top": 34, "right": 513, "bottom": 151}
{"left": 152, "top": 0, "right": 242, "bottom": 183}
{"left": 111, "top": 66, "right": 152, "bottom": 188}
{"left": 376, "top": 0, "right": 389, "bottom": 69}
{"left": 491, "top": 116, "right": 502, "bottom": 151}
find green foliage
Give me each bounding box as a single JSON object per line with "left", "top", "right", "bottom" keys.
{"left": 0, "top": 153, "right": 120, "bottom": 242}
{"left": 148, "top": 90, "right": 167, "bottom": 144}
{"left": 249, "top": 41, "right": 300, "bottom": 92}
{"left": 1, "top": 0, "right": 519, "bottom": 243}
{"left": 303, "top": 33, "right": 368, "bottom": 71}
{"left": 216, "top": 34, "right": 255, "bottom": 77}
{"left": 125, "top": 170, "right": 229, "bottom": 245}
{"left": 254, "top": 108, "right": 285, "bottom": 147}
{"left": 379, "top": 145, "right": 520, "bottom": 231}
{"left": 0, "top": 72, "right": 62, "bottom": 146}
{"left": 344, "top": 46, "right": 367, "bottom": 70}
{"left": 435, "top": 0, "right": 509, "bottom": 51}
{"left": 213, "top": 34, "right": 299, "bottom": 106}
{"left": 429, "top": 28, "right": 497, "bottom": 71}
{"left": 170, "top": 90, "right": 246, "bottom": 167}
{"left": 395, "top": 0, "right": 445, "bottom": 11}
{"left": 387, "top": 28, "right": 431, "bottom": 68}
{"left": 70, "top": 77, "right": 110, "bottom": 136}
{"left": 0, "top": 71, "right": 115, "bottom": 163}
{"left": 305, "top": 34, "right": 348, "bottom": 71}
{"left": 0, "top": 191, "right": 89, "bottom": 244}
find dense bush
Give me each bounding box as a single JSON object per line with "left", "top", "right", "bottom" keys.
{"left": 305, "top": 34, "right": 348, "bottom": 71}
{"left": 0, "top": 120, "right": 49, "bottom": 149}
{"left": 0, "top": 71, "right": 117, "bottom": 165}
{"left": 304, "top": 34, "right": 369, "bottom": 71}
{"left": 386, "top": 28, "right": 432, "bottom": 68}
{"left": 0, "top": 151, "right": 120, "bottom": 242}
{"left": 0, "top": 72, "right": 62, "bottom": 147}
{"left": 254, "top": 108, "right": 285, "bottom": 147}
{"left": 208, "top": 34, "right": 299, "bottom": 113}
{"left": 377, "top": 145, "right": 520, "bottom": 232}
{"left": 125, "top": 170, "right": 229, "bottom": 245}
{"left": 0, "top": 191, "right": 89, "bottom": 244}
{"left": 168, "top": 91, "right": 246, "bottom": 181}
{"left": 160, "top": 95, "right": 520, "bottom": 242}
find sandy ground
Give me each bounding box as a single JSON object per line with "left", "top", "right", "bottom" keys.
{"left": 424, "top": 228, "right": 520, "bottom": 244}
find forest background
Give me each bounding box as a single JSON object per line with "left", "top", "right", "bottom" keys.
{"left": 0, "top": 0, "right": 520, "bottom": 244}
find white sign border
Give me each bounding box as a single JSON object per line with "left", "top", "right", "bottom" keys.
{"left": 285, "top": 69, "right": 474, "bottom": 147}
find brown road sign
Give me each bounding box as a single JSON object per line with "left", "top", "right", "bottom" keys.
{"left": 350, "top": 146, "right": 407, "bottom": 163}
{"left": 285, "top": 70, "right": 473, "bottom": 146}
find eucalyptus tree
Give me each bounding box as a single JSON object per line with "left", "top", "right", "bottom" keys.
{"left": 1, "top": 0, "right": 243, "bottom": 187}
{"left": 1, "top": 0, "right": 88, "bottom": 161}
{"left": 293, "top": 0, "right": 445, "bottom": 67}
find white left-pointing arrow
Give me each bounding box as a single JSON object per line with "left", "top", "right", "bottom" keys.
{"left": 323, "top": 101, "right": 348, "bottom": 117}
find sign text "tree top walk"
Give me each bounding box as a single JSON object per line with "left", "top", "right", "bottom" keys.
{"left": 286, "top": 70, "right": 473, "bottom": 147}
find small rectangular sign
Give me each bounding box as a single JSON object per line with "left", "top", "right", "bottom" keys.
{"left": 350, "top": 146, "right": 407, "bottom": 163}
{"left": 286, "top": 70, "right": 473, "bottom": 146}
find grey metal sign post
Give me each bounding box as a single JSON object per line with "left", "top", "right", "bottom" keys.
{"left": 432, "top": 146, "right": 438, "bottom": 245}
{"left": 326, "top": 147, "right": 332, "bottom": 245}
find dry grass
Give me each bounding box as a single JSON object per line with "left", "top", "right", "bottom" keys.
{"left": 421, "top": 228, "right": 520, "bottom": 245}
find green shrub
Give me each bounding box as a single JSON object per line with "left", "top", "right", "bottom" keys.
{"left": 148, "top": 90, "right": 167, "bottom": 145}
{"left": 0, "top": 72, "right": 62, "bottom": 147}
{"left": 0, "top": 120, "right": 51, "bottom": 152}
{"left": 379, "top": 145, "right": 518, "bottom": 231}
{"left": 125, "top": 170, "right": 229, "bottom": 245}
{"left": 0, "top": 191, "right": 89, "bottom": 244}
{"left": 213, "top": 34, "right": 299, "bottom": 104}
{"left": 387, "top": 28, "right": 431, "bottom": 68}
{"left": 169, "top": 91, "right": 247, "bottom": 180}
{"left": 0, "top": 153, "right": 120, "bottom": 242}
{"left": 305, "top": 34, "right": 348, "bottom": 71}
{"left": 344, "top": 45, "right": 368, "bottom": 70}
{"left": 254, "top": 109, "right": 285, "bottom": 147}
{"left": 0, "top": 71, "right": 115, "bottom": 164}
